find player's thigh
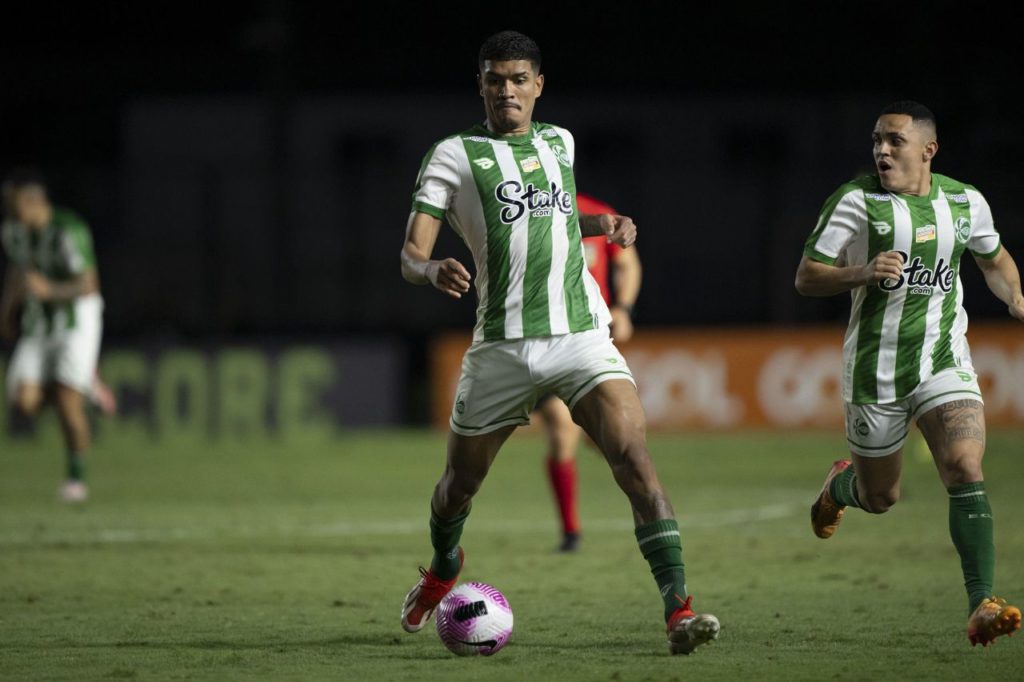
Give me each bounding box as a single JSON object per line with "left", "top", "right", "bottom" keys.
{"left": 449, "top": 340, "right": 535, "bottom": 437}
{"left": 6, "top": 336, "right": 48, "bottom": 410}
{"left": 548, "top": 327, "right": 636, "bottom": 432}
{"left": 570, "top": 379, "right": 647, "bottom": 459}
{"left": 536, "top": 395, "right": 581, "bottom": 458}
{"left": 910, "top": 367, "right": 986, "bottom": 485}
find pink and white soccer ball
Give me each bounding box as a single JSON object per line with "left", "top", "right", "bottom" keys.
{"left": 435, "top": 582, "right": 513, "bottom": 656}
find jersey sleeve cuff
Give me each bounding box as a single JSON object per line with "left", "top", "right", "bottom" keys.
{"left": 972, "top": 241, "right": 1002, "bottom": 260}
{"left": 411, "top": 201, "right": 445, "bottom": 220}
{"left": 803, "top": 247, "right": 838, "bottom": 266}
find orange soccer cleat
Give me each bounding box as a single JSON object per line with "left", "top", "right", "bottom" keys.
{"left": 967, "top": 597, "right": 1021, "bottom": 647}
{"left": 811, "top": 459, "right": 851, "bottom": 539}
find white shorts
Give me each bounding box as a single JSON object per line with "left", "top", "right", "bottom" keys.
{"left": 845, "top": 367, "right": 983, "bottom": 458}
{"left": 5, "top": 294, "right": 104, "bottom": 400}
{"left": 449, "top": 326, "right": 635, "bottom": 436}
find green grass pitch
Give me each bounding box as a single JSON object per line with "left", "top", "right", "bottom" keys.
{"left": 1, "top": 427, "right": 1022, "bottom": 680}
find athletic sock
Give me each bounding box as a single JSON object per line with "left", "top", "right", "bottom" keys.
{"left": 429, "top": 506, "right": 469, "bottom": 580}
{"left": 635, "top": 519, "right": 687, "bottom": 621}
{"left": 948, "top": 481, "right": 995, "bottom": 613}
{"left": 66, "top": 451, "right": 85, "bottom": 482}
{"left": 546, "top": 457, "right": 580, "bottom": 536}
{"left": 828, "top": 466, "right": 862, "bottom": 508}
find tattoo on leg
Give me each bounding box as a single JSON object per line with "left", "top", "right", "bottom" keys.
{"left": 931, "top": 400, "right": 985, "bottom": 449}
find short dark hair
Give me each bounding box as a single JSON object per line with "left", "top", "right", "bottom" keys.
{"left": 2, "top": 167, "right": 47, "bottom": 194}
{"left": 478, "top": 30, "right": 541, "bottom": 73}
{"left": 880, "top": 100, "right": 937, "bottom": 135}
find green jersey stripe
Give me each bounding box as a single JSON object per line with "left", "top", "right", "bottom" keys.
{"left": 850, "top": 193, "right": 894, "bottom": 403}
{"left": 873, "top": 196, "right": 914, "bottom": 402}
{"left": 461, "top": 137, "right": 511, "bottom": 342}
{"left": 893, "top": 196, "right": 940, "bottom": 397}
{"left": 512, "top": 144, "right": 553, "bottom": 337}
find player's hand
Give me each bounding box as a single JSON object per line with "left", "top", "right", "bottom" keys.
{"left": 600, "top": 214, "right": 637, "bottom": 248}
{"left": 427, "top": 258, "right": 472, "bottom": 299}
{"left": 861, "top": 251, "right": 905, "bottom": 285}
{"left": 610, "top": 306, "right": 634, "bottom": 343}
{"left": 1009, "top": 295, "right": 1024, "bottom": 322}
{"left": 23, "top": 271, "right": 53, "bottom": 301}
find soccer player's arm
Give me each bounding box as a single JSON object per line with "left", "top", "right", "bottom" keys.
{"left": 609, "top": 244, "right": 641, "bottom": 342}
{"left": 795, "top": 189, "right": 903, "bottom": 297}
{"left": 23, "top": 223, "right": 99, "bottom": 303}
{"left": 401, "top": 140, "right": 471, "bottom": 299}
{"left": 967, "top": 192, "right": 1024, "bottom": 321}
{"left": 0, "top": 265, "right": 23, "bottom": 341}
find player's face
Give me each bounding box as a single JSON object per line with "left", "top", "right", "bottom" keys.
{"left": 872, "top": 114, "right": 937, "bottom": 194}
{"left": 10, "top": 185, "right": 52, "bottom": 230}
{"left": 478, "top": 60, "right": 543, "bottom": 135}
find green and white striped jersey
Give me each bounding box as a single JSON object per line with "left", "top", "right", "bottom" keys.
{"left": 1, "top": 207, "right": 97, "bottom": 333}
{"left": 411, "top": 121, "right": 610, "bottom": 343}
{"left": 804, "top": 173, "right": 1001, "bottom": 404}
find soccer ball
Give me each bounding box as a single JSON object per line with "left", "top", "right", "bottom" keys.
{"left": 435, "top": 582, "right": 513, "bottom": 656}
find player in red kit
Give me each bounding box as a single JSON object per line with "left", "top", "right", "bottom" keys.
{"left": 537, "top": 193, "right": 643, "bottom": 552}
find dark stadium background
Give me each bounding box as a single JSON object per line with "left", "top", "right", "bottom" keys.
{"left": 2, "top": 1, "right": 1021, "bottom": 425}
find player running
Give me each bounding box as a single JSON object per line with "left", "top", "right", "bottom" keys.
{"left": 1, "top": 170, "right": 106, "bottom": 503}
{"left": 399, "top": 31, "right": 718, "bottom": 654}
{"left": 797, "top": 101, "right": 1024, "bottom": 647}
{"left": 538, "top": 192, "right": 641, "bottom": 553}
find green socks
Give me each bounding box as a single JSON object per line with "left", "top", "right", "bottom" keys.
{"left": 429, "top": 506, "right": 469, "bottom": 580}
{"left": 635, "top": 519, "right": 687, "bottom": 621}
{"left": 66, "top": 451, "right": 85, "bottom": 482}
{"left": 948, "top": 481, "right": 994, "bottom": 612}
{"left": 828, "top": 466, "right": 862, "bottom": 508}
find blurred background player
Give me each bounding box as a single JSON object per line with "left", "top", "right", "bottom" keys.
{"left": 1, "top": 170, "right": 109, "bottom": 502}
{"left": 538, "top": 192, "right": 642, "bottom": 552}
{"left": 797, "top": 101, "right": 1024, "bottom": 646}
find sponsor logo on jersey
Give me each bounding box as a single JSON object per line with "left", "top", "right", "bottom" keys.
{"left": 954, "top": 216, "right": 972, "bottom": 244}
{"left": 879, "top": 250, "right": 955, "bottom": 296}
{"left": 519, "top": 156, "right": 541, "bottom": 173}
{"left": 539, "top": 128, "right": 559, "bottom": 138}
{"left": 464, "top": 136, "right": 492, "bottom": 143}
{"left": 495, "top": 180, "right": 574, "bottom": 223}
{"left": 472, "top": 158, "right": 496, "bottom": 170}
{"left": 865, "top": 193, "right": 891, "bottom": 201}
{"left": 946, "top": 192, "right": 969, "bottom": 204}
{"left": 915, "top": 225, "right": 936, "bottom": 243}
{"left": 872, "top": 221, "right": 892, "bottom": 235}
{"left": 550, "top": 144, "right": 571, "bottom": 168}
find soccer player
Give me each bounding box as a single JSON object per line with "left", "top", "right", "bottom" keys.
{"left": 539, "top": 192, "right": 642, "bottom": 552}
{"left": 399, "top": 31, "right": 719, "bottom": 654}
{"left": 797, "top": 101, "right": 1024, "bottom": 646}
{"left": 1, "top": 170, "right": 105, "bottom": 503}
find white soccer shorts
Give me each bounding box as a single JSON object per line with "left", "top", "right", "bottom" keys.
{"left": 845, "top": 366, "right": 983, "bottom": 458}
{"left": 5, "top": 294, "right": 104, "bottom": 400}
{"left": 449, "top": 326, "right": 635, "bottom": 436}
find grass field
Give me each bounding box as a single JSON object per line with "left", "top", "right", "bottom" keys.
{"left": 1, "top": 427, "right": 1022, "bottom": 681}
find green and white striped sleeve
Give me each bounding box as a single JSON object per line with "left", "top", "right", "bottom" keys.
{"left": 965, "top": 188, "right": 1001, "bottom": 259}
{"left": 411, "top": 137, "right": 461, "bottom": 219}
{"left": 803, "top": 185, "right": 866, "bottom": 266}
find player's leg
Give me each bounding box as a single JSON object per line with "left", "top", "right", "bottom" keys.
{"left": 812, "top": 402, "right": 908, "bottom": 538}
{"left": 7, "top": 335, "right": 47, "bottom": 417}
{"left": 537, "top": 394, "right": 583, "bottom": 551}
{"left": 53, "top": 383, "right": 90, "bottom": 501}
{"left": 402, "top": 425, "right": 516, "bottom": 633}
{"left": 916, "top": 395, "right": 1020, "bottom": 644}
{"left": 51, "top": 298, "right": 103, "bottom": 502}
{"left": 570, "top": 378, "right": 719, "bottom": 654}
{"left": 403, "top": 339, "right": 532, "bottom": 633}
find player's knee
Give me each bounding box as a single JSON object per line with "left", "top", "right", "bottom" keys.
{"left": 861, "top": 489, "right": 899, "bottom": 514}
{"left": 14, "top": 392, "right": 44, "bottom": 417}
{"left": 937, "top": 450, "right": 984, "bottom": 487}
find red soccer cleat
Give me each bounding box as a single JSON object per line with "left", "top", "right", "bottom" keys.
{"left": 400, "top": 547, "right": 464, "bottom": 633}
{"left": 666, "top": 595, "right": 720, "bottom": 655}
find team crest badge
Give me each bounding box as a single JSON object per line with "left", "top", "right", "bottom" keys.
{"left": 955, "top": 216, "right": 972, "bottom": 244}
{"left": 550, "top": 144, "right": 571, "bottom": 168}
